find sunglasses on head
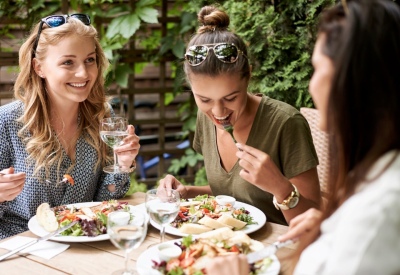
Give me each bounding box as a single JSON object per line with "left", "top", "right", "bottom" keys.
{"left": 184, "top": 43, "right": 247, "bottom": 66}
{"left": 33, "top": 14, "right": 91, "bottom": 56}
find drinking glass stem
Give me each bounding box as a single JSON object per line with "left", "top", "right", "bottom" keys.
{"left": 160, "top": 225, "right": 165, "bottom": 243}
{"left": 113, "top": 147, "right": 118, "bottom": 169}
{"left": 124, "top": 250, "right": 130, "bottom": 273}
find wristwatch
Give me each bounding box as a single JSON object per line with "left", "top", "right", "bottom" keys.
{"left": 273, "top": 184, "right": 300, "bottom": 210}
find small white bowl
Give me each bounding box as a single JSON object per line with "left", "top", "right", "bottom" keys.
{"left": 109, "top": 211, "right": 130, "bottom": 226}
{"left": 215, "top": 195, "right": 236, "bottom": 207}
{"left": 157, "top": 243, "right": 182, "bottom": 262}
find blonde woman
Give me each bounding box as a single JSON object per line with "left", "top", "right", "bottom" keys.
{"left": 0, "top": 14, "right": 140, "bottom": 239}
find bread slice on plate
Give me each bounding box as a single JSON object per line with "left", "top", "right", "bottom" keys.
{"left": 179, "top": 223, "right": 213, "bottom": 234}
{"left": 217, "top": 215, "right": 247, "bottom": 230}
{"left": 36, "top": 203, "right": 58, "bottom": 232}
{"left": 198, "top": 215, "right": 233, "bottom": 229}
{"left": 197, "top": 227, "right": 235, "bottom": 241}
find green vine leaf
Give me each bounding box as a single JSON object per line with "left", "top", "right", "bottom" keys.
{"left": 114, "top": 64, "right": 133, "bottom": 88}
{"left": 137, "top": 7, "right": 159, "bottom": 24}
{"left": 137, "top": 0, "right": 158, "bottom": 7}
{"left": 106, "top": 13, "right": 140, "bottom": 39}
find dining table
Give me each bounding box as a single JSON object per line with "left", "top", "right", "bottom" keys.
{"left": 0, "top": 192, "right": 297, "bottom": 275}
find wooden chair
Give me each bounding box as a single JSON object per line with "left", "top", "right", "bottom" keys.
{"left": 300, "top": 107, "right": 330, "bottom": 200}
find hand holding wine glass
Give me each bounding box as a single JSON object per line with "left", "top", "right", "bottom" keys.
{"left": 145, "top": 188, "right": 180, "bottom": 243}
{"left": 107, "top": 208, "right": 147, "bottom": 275}
{"left": 100, "top": 117, "right": 134, "bottom": 173}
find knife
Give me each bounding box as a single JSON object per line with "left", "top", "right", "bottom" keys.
{"left": 247, "top": 239, "right": 295, "bottom": 264}
{"left": 0, "top": 220, "right": 78, "bottom": 262}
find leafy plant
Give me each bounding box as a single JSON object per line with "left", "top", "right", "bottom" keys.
{"left": 125, "top": 173, "right": 148, "bottom": 196}
{"left": 168, "top": 148, "right": 204, "bottom": 175}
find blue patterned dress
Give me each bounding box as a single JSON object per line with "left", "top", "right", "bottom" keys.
{"left": 0, "top": 101, "right": 130, "bottom": 239}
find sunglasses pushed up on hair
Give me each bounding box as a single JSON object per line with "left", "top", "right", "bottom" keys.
{"left": 184, "top": 43, "right": 247, "bottom": 66}
{"left": 33, "top": 14, "right": 91, "bottom": 56}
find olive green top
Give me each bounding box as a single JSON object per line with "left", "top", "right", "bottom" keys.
{"left": 193, "top": 95, "right": 318, "bottom": 225}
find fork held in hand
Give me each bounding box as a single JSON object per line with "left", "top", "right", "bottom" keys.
{"left": 0, "top": 173, "right": 74, "bottom": 187}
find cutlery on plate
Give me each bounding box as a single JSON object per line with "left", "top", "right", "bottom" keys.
{"left": 0, "top": 220, "right": 78, "bottom": 262}
{"left": 246, "top": 239, "right": 295, "bottom": 264}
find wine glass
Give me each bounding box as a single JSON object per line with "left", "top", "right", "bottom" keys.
{"left": 100, "top": 117, "right": 133, "bottom": 173}
{"left": 107, "top": 208, "right": 147, "bottom": 275}
{"left": 145, "top": 188, "right": 180, "bottom": 243}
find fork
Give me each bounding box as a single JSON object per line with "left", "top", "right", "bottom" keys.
{"left": 221, "top": 122, "right": 242, "bottom": 151}
{"left": 0, "top": 173, "right": 71, "bottom": 187}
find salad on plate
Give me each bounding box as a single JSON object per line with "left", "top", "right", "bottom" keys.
{"left": 151, "top": 227, "right": 274, "bottom": 275}
{"left": 36, "top": 200, "right": 132, "bottom": 237}
{"left": 171, "top": 195, "right": 258, "bottom": 235}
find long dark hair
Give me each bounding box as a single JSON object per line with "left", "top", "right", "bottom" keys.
{"left": 322, "top": 0, "right": 400, "bottom": 217}
{"left": 289, "top": 1, "right": 400, "bottom": 270}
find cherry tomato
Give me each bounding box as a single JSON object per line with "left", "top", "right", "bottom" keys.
{"left": 202, "top": 208, "right": 210, "bottom": 214}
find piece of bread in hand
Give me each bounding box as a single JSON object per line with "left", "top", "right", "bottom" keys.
{"left": 36, "top": 203, "right": 59, "bottom": 232}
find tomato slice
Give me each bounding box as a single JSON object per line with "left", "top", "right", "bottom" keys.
{"left": 202, "top": 208, "right": 210, "bottom": 214}
{"left": 63, "top": 174, "right": 74, "bottom": 185}
{"left": 180, "top": 257, "right": 195, "bottom": 268}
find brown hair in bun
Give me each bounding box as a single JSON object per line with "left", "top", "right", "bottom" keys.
{"left": 184, "top": 5, "right": 250, "bottom": 81}
{"left": 197, "top": 5, "right": 230, "bottom": 34}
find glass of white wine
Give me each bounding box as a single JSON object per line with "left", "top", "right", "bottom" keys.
{"left": 145, "top": 188, "right": 180, "bottom": 243}
{"left": 107, "top": 208, "right": 147, "bottom": 275}
{"left": 100, "top": 117, "right": 133, "bottom": 173}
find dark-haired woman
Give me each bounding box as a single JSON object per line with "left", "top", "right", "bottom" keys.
{"left": 206, "top": 0, "right": 400, "bottom": 274}
{"left": 159, "top": 5, "right": 321, "bottom": 225}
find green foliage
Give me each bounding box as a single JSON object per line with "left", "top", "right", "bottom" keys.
{"left": 168, "top": 148, "right": 204, "bottom": 175}
{"left": 125, "top": 173, "right": 148, "bottom": 196}
{"left": 194, "top": 167, "right": 208, "bottom": 186}
{"left": 221, "top": 0, "right": 335, "bottom": 108}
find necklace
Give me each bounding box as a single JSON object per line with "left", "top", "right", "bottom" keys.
{"left": 51, "top": 112, "right": 79, "bottom": 160}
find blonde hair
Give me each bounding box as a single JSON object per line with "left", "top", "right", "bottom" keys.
{"left": 14, "top": 17, "right": 111, "bottom": 177}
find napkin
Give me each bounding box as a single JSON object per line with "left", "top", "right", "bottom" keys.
{"left": 0, "top": 236, "right": 70, "bottom": 260}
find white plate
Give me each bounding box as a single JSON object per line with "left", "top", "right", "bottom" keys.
{"left": 28, "top": 202, "right": 148, "bottom": 243}
{"left": 136, "top": 239, "right": 280, "bottom": 275}
{"left": 149, "top": 201, "right": 267, "bottom": 237}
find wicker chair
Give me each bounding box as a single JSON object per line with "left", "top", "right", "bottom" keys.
{"left": 300, "top": 107, "right": 330, "bottom": 199}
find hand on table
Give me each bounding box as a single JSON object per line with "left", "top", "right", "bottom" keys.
{"left": 278, "top": 208, "right": 323, "bottom": 242}
{"left": 0, "top": 167, "right": 26, "bottom": 203}
{"left": 205, "top": 254, "right": 249, "bottom": 275}
{"left": 113, "top": 125, "right": 140, "bottom": 169}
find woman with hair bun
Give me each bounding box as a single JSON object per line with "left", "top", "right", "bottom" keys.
{"left": 160, "top": 5, "right": 321, "bottom": 225}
